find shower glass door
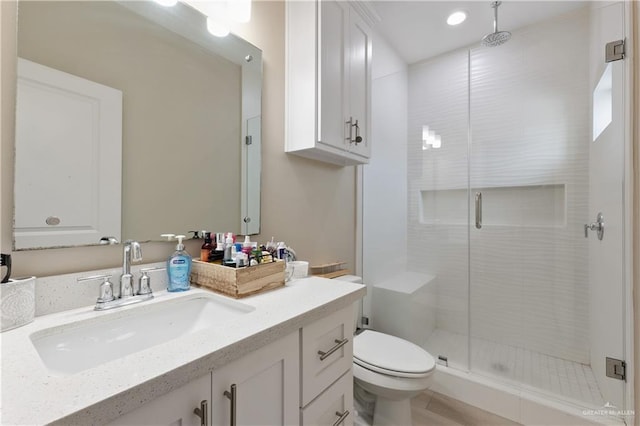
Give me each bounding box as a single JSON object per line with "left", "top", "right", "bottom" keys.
{"left": 409, "top": 49, "right": 470, "bottom": 372}
{"left": 468, "top": 1, "right": 627, "bottom": 411}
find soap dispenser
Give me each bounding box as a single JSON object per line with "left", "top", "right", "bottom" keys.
{"left": 167, "top": 234, "right": 192, "bottom": 292}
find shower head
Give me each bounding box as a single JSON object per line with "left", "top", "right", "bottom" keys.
{"left": 481, "top": 1, "right": 511, "bottom": 47}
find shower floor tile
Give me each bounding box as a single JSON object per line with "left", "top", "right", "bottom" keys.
{"left": 424, "top": 329, "right": 604, "bottom": 407}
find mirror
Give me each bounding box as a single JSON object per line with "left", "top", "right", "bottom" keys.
{"left": 13, "top": 0, "right": 262, "bottom": 250}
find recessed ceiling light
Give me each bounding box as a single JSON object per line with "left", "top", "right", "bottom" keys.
{"left": 447, "top": 11, "right": 467, "bottom": 26}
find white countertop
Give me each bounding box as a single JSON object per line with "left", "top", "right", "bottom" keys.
{"left": 0, "top": 276, "right": 365, "bottom": 425}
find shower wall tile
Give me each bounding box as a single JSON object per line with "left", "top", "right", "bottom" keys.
{"left": 407, "top": 8, "right": 590, "bottom": 364}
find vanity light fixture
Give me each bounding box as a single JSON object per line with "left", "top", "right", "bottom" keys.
{"left": 183, "top": 0, "right": 252, "bottom": 37}
{"left": 447, "top": 10, "right": 467, "bottom": 26}
{"left": 207, "top": 17, "right": 231, "bottom": 37}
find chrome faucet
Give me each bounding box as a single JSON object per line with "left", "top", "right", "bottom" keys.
{"left": 120, "top": 240, "right": 142, "bottom": 298}
{"left": 78, "top": 240, "right": 165, "bottom": 311}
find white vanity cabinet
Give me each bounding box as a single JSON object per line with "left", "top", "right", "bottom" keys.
{"left": 210, "top": 331, "right": 300, "bottom": 425}
{"left": 107, "top": 306, "right": 356, "bottom": 426}
{"left": 106, "top": 374, "right": 211, "bottom": 426}
{"left": 300, "top": 306, "right": 354, "bottom": 425}
{"left": 108, "top": 331, "right": 299, "bottom": 426}
{"left": 285, "top": 0, "right": 375, "bottom": 166}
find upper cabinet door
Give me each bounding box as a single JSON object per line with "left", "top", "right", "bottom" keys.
{"left": 318, "top": 0, "right": 349, "bottom": 152}
{"left": 347, "top": 7, "right": 372, "bottom": 159}
{"left": 285, "top": 0, "right": 375, "bottom": 166}
{"left": 14, "top": 58, "right": 122, "bottom": 249}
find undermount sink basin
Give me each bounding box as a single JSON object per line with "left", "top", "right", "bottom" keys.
{"left": 30, "top": 294, "right": 255, "bottom": 376}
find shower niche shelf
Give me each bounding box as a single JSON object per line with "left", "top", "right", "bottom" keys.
{"left": 419, "top": 184, "right": 566, "bottom": 227}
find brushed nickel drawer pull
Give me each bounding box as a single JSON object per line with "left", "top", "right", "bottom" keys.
{"left": 223, "top": 384, "right": 237, "bottom": 426}
{"left": 193, "top": 400, "right": 208, "bottom": 426}
{"left": 317, "top": 338, "right": 348, "bottom": 361}
{"left": 333, "top": 410, "right": 350, "bottom": 426}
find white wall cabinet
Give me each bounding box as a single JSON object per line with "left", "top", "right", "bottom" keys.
{"left": 286, "top": 0, "right": 375, "bottom": 166}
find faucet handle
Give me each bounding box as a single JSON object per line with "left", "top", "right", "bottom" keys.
{"left": 78, "top": 274, "right": 115, "bottom": 303}
{"left": 125, "top": 240, "right": 143, "bottom": 263}
{"left": 138, "top": 267, "right": 165, "bottom": 295}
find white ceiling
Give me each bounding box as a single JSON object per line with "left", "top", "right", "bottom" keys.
{"left": 371, "top": 1, "right": 589, "bottom": 64}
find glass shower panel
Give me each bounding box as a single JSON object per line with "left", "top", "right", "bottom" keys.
{"left": 468, "top": 3, "right": 626, "bottom": 410}
{"left": 408, "top": 50, "right": 469, "bottom": 371}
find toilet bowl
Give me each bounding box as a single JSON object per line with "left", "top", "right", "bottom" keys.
{"left": 334, "top": 275, "right": 436, "bottom": 426}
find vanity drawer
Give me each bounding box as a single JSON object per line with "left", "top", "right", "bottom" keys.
{"left": 301, "top": 305, "right": 353, "bottom": 406}
{"left": 301, "top": 370, "right": 353, "bottom": 426}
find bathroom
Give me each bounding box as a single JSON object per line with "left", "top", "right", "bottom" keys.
{"left": 0, "top": 1, "right": 638, "bottom": 425}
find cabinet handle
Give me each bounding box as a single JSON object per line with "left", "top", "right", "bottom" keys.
{"left": 317, "top": 338, "right": 349, "bottom": 361}
{"left": 193, "top": 400, "right": 208, "bottom": 426}
{"left": 346, "top": 117, "right": 354, "bottom": 143}
{"left": 353, "top": 120, "right": 363, "bottom": 144}
{"left": 223, "top": 384, "right": 237, "bottom": 426}
{"left": 333, "top": 410, "right": 350, "bottom": 426}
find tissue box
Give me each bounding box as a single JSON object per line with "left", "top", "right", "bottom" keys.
{"left": 1, "top": 276, "right": 36, "bottom": 332}
{"left": 191, "top": 260, "right": 285, "bottom": 298}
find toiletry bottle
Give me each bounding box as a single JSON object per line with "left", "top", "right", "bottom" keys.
{"left": 223, "top": 234, "right": 234, "bottom": 265}
{"left": 277, "top": 242, "right": 287, "bottom": 260}
{"left": 215, "top": 233, "right": 225, "bottom": 251}
{"left": 242, "top": 235, "right": 253, "bottom": 255}
{"left": 201, "top": 232, "right": 213, "bottom": 262}
{"left": 167, "top": 235, "right": 191, "bottom": 292}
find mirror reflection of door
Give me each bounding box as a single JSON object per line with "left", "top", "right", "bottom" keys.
{"left": 15, "top": 58, "right": 122, "bottom": 249}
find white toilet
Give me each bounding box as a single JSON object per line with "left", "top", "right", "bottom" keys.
{"left": 335, "top": 275, "right": 436, "bottom": 426}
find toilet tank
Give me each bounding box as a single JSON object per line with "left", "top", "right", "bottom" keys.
{"left": 332, "top": 275, "right": 362, "bottom": 333}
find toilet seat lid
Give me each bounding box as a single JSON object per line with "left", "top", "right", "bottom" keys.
{"left": 353, "top": 330, "right": 435, "bottom": 377}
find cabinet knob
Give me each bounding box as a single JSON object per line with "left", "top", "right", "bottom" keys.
{"left": 345, "top": 117, "right": 363, "bottom": 144}
{"left": 45, "top": 216, "right": 61, "bottom": 226}
{"left": 353, "top": 119, "right": 363, "bottom": 144}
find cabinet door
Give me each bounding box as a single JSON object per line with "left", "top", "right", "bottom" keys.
{"left": 301, "top": 370, "right": 354, "bottom": 426}
{"left": 107, "top": 374, "right": 211, "bottom": 426}
{"left": 211, "top": 331, "right": 299, "bottom": 426}
{"left": 318, "top": 0, "right": 349, "bottom": 152}
{"left": 347, "top": 8, "right": 372, "bottom": 159}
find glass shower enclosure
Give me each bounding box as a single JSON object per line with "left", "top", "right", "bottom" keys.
{"left": 364, "top": 0, "right": 630, "bottom": 416}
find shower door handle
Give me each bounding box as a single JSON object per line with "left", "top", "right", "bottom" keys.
{"left": 475, "top": 192, "right": 482, "bottom": 229}
{"left": 584, "top": 212, "right": 604, "bottom": 240}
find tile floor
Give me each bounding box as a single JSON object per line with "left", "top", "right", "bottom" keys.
{"left": 424, "top": 329, "right": 604, "bottom": 407}
{"left": 410, "top": 391, "right": 522, "bottom": 426}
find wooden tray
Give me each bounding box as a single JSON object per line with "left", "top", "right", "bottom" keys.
{"left": 309, "top": 262, "right": 350, "bottom": 278}
{"left": 190, "top": 259, "right": 285, "bottom": 298}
